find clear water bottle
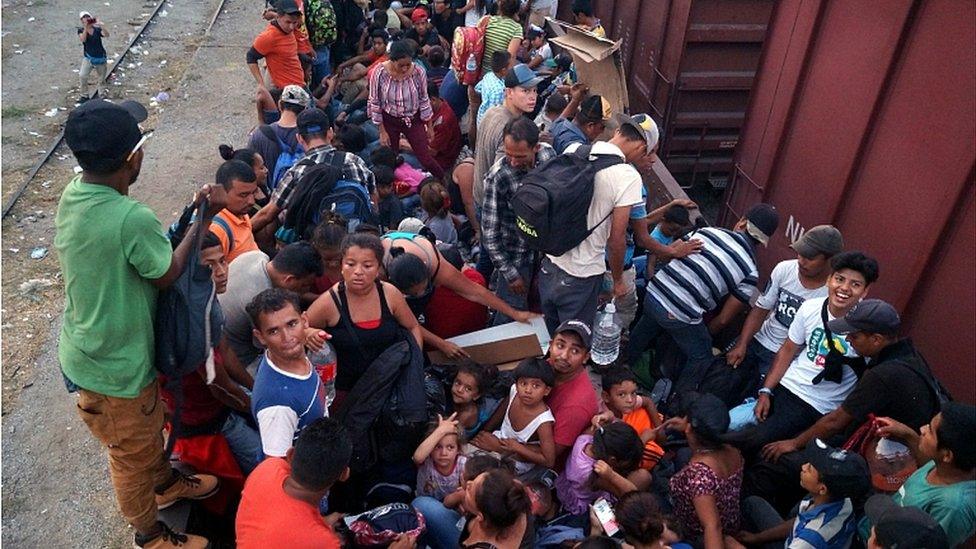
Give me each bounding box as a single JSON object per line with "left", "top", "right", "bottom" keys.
{"left": 465, "top": 52, "right": 477, "bottom": 74}
{"left": 308, "top": 339, "right": 337, "bottom": 409}
{"left": 591, "top": 301, "right": 622, "bottom": 366}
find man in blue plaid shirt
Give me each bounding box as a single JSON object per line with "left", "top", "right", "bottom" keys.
{"left": 482, "top": 117, "right": 556, "bottom": 326}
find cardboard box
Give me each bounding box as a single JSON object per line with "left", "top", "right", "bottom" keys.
{"left": 427, "top": 317, "right": 551, "bottom": 369}
{"left": 547, "top": 18, "right": 630, "bottom": 114}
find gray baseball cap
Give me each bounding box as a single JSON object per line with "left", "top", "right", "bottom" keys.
{"left": 827, "top": 299, "right": 901, "bottom": 335}
{"left": 791, "top": 225, "right": 843, "bottom": 258}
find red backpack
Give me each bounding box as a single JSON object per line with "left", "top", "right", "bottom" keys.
{"left": 451, "top": 16, "right": 491, "bottom": 85}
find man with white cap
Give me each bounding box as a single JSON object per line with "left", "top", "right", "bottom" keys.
{"left": 77, "top": 10, "right": 110, "bottom": 102}
{"left": 626, "top": 173, "right": 781, "bottom": 400}
{"left": 537, "top": 112, "right": 656, "bottom": 333}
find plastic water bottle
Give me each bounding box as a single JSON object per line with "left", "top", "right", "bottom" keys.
{"left": 465, "top": 52, "right": 477, "bottom": 74}
{"left": 591, "top": 301, "right": 622, "bottom": 366}
{"left": 308, "top": 340, "right": 337, "bottom": 409}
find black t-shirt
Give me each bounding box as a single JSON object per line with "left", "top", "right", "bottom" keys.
{"left": 77, "top": 26, "right": 107, "bottom": 59}
{"left": 431, "top": 10, "right": 459, "bottom": 41}
{"left": 405, "top": 27, "right": 442, "bottom": 48}
{"left": 841, "top": 339, "right": 939, "bottom": 431}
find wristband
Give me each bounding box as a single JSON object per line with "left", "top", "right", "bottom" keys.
{"left": 758, "top": 387, "right": 773, "bottom": 397}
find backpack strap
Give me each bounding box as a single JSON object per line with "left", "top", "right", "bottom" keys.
{"left": 210, "top": 215, "right": 235, "bottom": 253}
{"left": 576, "top": 144, "right": 624, "bottom": 235}
{"left": 887, "top": 351, "right": 951, "bottom": 407}
{"left": 259, "top": 124, "right": 296, "bottom": 154}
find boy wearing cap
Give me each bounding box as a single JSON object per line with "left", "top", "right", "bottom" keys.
{"left": 738, "top": 439, "right": 869, "bottom": 549}
{"left": 537, "top": 114, "right": 652, "bottom": 334}
{"left": 77, "top": 11, "right": 109, "bottom": 102}
{"left": 859, "top": 404, "right": 976, "bottom": 547}
{"left": 524, "top": 25, "right": 552, "bottom": 69}
{"left": 56, "top": 99, "right": 224, "bottom": 549}
{"left": 864, "top": 495, "right": 950, "bottom": 549}
{"left": 405, "top": 7, "right": 446, "bottom": 55}
{"left": 762, "top": 299, "right": 942, "bottom": 463}
{"left": 248, "top": 0, "right": 307, "bottom": 91}
{"left": 544, "top": 320, "right": 600, "bottom": 469}
{"left": 744, "top": 252, "right": 879, "bottom": 454}
{"left": 248, "top": 84, "right": 308, "bottom": 190}
{"left": 727, "top": 225, "right": 843, "bottom": 392}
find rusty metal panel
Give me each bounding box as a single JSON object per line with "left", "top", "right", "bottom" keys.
{"left": 723, "top": 0, "right": 976, "bottom": 401}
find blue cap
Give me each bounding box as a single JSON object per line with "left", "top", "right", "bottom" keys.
{"left": 504, "top": 63, "right": 543, "bottom": 89}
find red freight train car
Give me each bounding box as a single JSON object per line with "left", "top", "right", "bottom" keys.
{"left": 720, "top": 0, "right": 976, "bottom": 402}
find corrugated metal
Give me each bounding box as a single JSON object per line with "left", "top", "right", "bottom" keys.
{"left": 722, "top": 0, "right": 976, "bottom": 402}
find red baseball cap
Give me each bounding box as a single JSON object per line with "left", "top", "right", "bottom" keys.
{"left": 411, "top": 7, "right": 429, "bottom": 24}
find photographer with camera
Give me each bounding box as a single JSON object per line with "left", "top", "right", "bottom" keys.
{"left": 77, "top": 10, "right": 109, "bottom": 102}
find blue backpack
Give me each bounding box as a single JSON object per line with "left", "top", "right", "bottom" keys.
{"left": 259, "top": 124, "right": 304, "bottom": 190}
{"left": 276, "top": 152, "right": 377, "bottom": 244}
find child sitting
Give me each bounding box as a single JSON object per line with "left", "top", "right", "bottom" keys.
{"left": 373, "top": 165, "right": 405, "bottom": 231}
{"left": 446, "top": 362, "right": 497, "bottom": 439}
{"left": 737, "top": 439, "right": 869, "bottom": 548}
{"left": 535, "top": 92, "right": 568, "bottom": 134}
{"left": 310, "top": 213, "right": 349, "bottom": 293}
{"left": 592, "top": 367, "right": 665, "bottom": 471}
{"left": 555, "top": 422, "right": 648, "bottom": 515}
{"left": 420, "top": 180, "right": 458, "bottom": 244}
{"left": 371, "top": 145, "right": 425, "bottom": 214}
{"left": 473, "top": 357, "right": 557, "bottom": 475}
{"left": 412, "top": 413, "right": 468, "bottom": 501}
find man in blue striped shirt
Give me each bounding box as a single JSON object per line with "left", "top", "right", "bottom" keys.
{"left": 626, "top": 203, "right": 780, "bottom": 398}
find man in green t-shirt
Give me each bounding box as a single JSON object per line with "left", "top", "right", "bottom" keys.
{"left": 860, "top": 402, "right": 976, "bottom": 547}
{"left": 56, "top": 99, "right": 227, "bottom": 549}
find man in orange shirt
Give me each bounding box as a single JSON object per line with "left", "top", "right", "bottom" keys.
{"left": 209, "top": 160, "right": 260, "bottom": 264}
{"left": 247, "top": 0, "right": 307, "bottom": 92}
{"left": 236, "top": 417, "right": 350, "bottom": 548}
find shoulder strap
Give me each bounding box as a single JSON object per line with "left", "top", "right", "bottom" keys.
{"left": 210, "top": 216, "right": 234, "bottom": 253}
{"left": 331, "top": 281, "right": 370, "bottom": 360}
{"left": 887, "top": 351, "right": 950, "bottom": 406}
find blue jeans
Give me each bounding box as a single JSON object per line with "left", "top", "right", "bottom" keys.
{"left": 311, "top": 45, "right": 332, "bottom": 89}
{"left": 412, "top": 496, "right": 462, "bottom": 549}
{"left": 220, "top": 412, "right": 262, "bottom": 475}
{"left": 491, "top": 263, "right": 536, "bottom": 326}
{"left": 626, "top": 296, "right": 713, "bottom": 397}
{"left": 474, "top": 205, "right": 494, "bottom": 283}
{"left": 537, "top": 258, "right": 603, "bottom": 335}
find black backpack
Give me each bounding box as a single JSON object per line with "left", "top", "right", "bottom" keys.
{"left": 277, "top": 152, "right": 377, "bottom": 244}
{"left": 155, "top": 199, "right": 222, "bottom": 455}
{"left": 511, "top": 145, "right": 624, "bottom": 256}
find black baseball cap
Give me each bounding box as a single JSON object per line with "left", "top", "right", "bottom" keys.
{"left": 681, "top": 392, "right": 730, "bottom": 440}
{"left": 65, "top": 99, "right": 148, "bottom": 162}
{"left": 804, "top": 439, "right": 870, "bottom": 499}
{"left": 865, "top": 495, "right": 949, "bottom": 548}
{"left": 554, "top": 319, "right": 592, "bottom": 349}
{"left": 275, "top": 0, "right": 302, "bottom": 15}
{"left": 744, "top": 203, "right": 780, "bottom": 246}
{"left": 827, "top": 299, "right": 901, "bottom": 335}
{"left": 297, "top": 107, "right": 331, "bottom": 136}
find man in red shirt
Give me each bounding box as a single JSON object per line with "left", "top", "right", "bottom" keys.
{"left": 247, "top": 0, "right": 307, "bottom": 92}
{"left": 428, "top": 82, "right": 462, "bottom": 173}
{"left": 236, "top": 417, "right": 351, "bottom": 548}
{"left": 545, "top": 319, "right": 600, "bottom": 470}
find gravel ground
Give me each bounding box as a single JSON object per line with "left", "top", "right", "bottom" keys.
{"left": 2, "top": 0, "right": 260, "bottom": 545}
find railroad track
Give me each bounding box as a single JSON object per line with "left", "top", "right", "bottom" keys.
{"left": 2, "top": 0, "right": 229, "bottom": 219}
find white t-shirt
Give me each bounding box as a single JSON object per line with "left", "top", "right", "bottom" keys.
{"left": 779, "top": 297, "right": 859, "bottom": 415}
{"left": 464, "top": 6, "right": 485, "bottom": 27}
{"left": 530, "top": 42, "right": 553, "bottom": 64}
{"left": 549, "top": 141, "right": 643, "bottom": 278}
{"left": 753, "top": 260, "right": 828, "bottom": 352}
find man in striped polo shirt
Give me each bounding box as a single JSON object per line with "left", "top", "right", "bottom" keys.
{"left": 626, "top": 203, "right": 780, "bottom": 399}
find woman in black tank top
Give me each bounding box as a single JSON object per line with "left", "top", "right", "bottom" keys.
{"left": 304, "top": 233, "right": 422, "bottom": 395}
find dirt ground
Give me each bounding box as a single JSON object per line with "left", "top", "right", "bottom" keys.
{"left": 2, "top": 0, "right": 259, "bottom": 545}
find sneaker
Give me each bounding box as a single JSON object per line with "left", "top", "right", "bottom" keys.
{"left": 134, "top": 522, "right": 209, "bottom": 549}
{"left": 154, "top": 470, "right": 220, "bottom": 510}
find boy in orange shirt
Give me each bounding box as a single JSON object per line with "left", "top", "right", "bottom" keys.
{"left": 236, "top": 417, "right": 350, "bottom": 548}
{"left": 593, "top": 367, "right": 665, "bottom": 470}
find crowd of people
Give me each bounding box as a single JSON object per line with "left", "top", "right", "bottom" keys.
{"left": 59, "top": 1, "right": 975, "bottom": 548}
